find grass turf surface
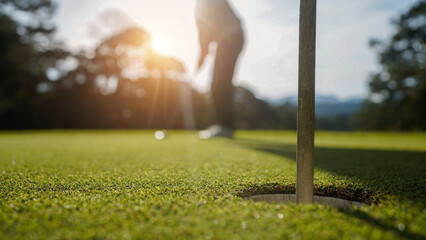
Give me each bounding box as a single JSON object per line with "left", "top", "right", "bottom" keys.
{"left": 0, "top": 131, "right": 425, "bottom": 239}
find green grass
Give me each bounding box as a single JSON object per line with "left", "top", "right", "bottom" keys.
{"left": 0, "top": 131, "right": 425, "bottom": 239}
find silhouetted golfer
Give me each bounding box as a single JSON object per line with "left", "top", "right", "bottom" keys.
{"left": 196, "top": 0, "right": 245, "bottom": 139}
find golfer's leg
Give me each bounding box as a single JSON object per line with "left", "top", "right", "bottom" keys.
{"left": 211, "top": 33, "right": 244, "bottom": 129}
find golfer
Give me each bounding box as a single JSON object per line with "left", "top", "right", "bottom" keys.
{"left": 196, "top": 0, "right": 245, "bottom": 139}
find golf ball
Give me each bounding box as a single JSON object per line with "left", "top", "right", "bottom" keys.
{"left": 154, "top": 130, "right": 168, "bottom": 140}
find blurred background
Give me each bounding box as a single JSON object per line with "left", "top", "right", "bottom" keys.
{"left": 0, "top": 0, "right": 425, "bottom": 130}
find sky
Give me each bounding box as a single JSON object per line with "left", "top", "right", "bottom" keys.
{"left": 53, "top": 0, "right": 418, "bottom": 100}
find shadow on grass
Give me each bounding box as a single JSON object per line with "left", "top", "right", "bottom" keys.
{"left": 233, "top": 138, "right": 426, "bottom": 201}
{"left": 234, "top": 138, "right": 426, "bottom": 240}
{"left": 338, "top": 208, "right": 425, "bottom": 240}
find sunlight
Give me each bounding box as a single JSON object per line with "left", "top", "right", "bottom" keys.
{"left": 151, "top": 36, "right": 171, "bottom": 55}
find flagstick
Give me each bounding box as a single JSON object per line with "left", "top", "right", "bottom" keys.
{"left": 296, "top": 0, "right": 317, "bottom": 204}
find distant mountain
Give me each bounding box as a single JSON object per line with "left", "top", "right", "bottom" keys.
{"left": 265, "top": 95, "right": 364, "bottom": 117}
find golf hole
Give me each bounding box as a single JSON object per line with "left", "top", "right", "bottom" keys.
{"left": 245, "top": 194, "right": 362, "bottom": 209}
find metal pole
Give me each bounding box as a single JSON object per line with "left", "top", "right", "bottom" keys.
{"left": 296, "top": 0, "right": 316, "bottom": 204}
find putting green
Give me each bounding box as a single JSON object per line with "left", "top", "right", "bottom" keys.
{"left": 0, "top": 131, "right": 425, "bottom": 239}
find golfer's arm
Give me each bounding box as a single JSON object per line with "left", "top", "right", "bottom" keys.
{"left": 197, "top": 20, "right": 213, "bottom": 65}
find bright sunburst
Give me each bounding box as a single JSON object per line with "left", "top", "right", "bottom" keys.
{"left": 152, "top": 37, "right": 170, "bottom": 55}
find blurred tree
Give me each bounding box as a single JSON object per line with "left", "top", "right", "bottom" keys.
{"left": 0, "top": 0, "right": 56, "bottom": 40}
{"left": 352, "top": 1, "right": 426, "bottom": 130}
{"left": 42, "top": 26, "right": 210, "bottom": 129}
{"left": 234, "top": 87, "right": 287, "bottom": 129}
{"left": 271, "top": 103, "right": 297, "bottom": 130}
{"left": 0, "top": 0, "right": 66, "bottom": 129}
{"left": 0, "top": 14, "right": 36, "bottom": 128}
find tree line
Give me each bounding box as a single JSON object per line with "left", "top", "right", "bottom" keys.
{"left": 0, "top": 0, "right": 425, "bottom": 130}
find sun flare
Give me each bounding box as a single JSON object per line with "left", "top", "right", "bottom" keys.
{"left": 152, "top": 37, "right": 170, "bottom": 55}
